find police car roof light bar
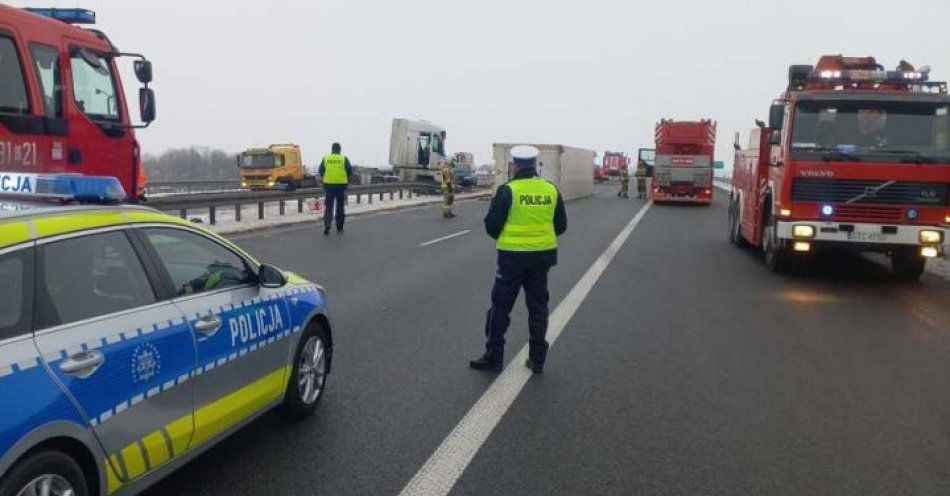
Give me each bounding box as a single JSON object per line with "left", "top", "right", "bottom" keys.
{"left": 0, "top": 172, "right": 126, "bottom": 203}
{"left": 24, "top": 8, "right": 96, "bottom": 25}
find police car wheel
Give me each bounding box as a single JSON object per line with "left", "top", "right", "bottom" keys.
{"left": 0, "top": 450, "right": 89, "bottom": 496}
{"left": 281, "top": 323, "right": 330, "bottom": 419}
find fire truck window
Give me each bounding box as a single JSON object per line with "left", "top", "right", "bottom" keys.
{"left": 0, "top": 36, "right": 30, "bottom": 115}
{"left": 936, "top": 107, "right": 949, "bottom": 152}
{"left": 30, "top": 44, "right": 63, "bottom": 119}
{"left": 70, "top": 48, "right": 120, "bottom": 121}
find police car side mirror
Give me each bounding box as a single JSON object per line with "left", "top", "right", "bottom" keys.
{"left": 259, "top": 264, "right": 287, "bottom": 288}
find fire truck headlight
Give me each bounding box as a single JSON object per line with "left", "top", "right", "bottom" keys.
{"left": 793, "top": 241, "right": 811, "bottom": 252}
{"left": 793, "top": 225, "right": 816, "bottom": 239}
{"left": 919, "top": 230, "right": 943, "bottom": 244}
{"left": 944, "top": 213, "right": 950, "bottom": 224}
{"left": 780, "top": 209, "right": 792, "bottom": 217}
{"left": 921, "top": 246, "right": 939, "bottom": 258}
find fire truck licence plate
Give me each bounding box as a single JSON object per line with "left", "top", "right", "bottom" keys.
{"left": 847, "top": 231, "right": 889, "bottom": 242}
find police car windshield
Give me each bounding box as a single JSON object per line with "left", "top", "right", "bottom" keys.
{"left": 790, "top": 100, "right": 950, "bottom": 164}
{"left": 241, "top": 153, "right": 283, "bottom": 169}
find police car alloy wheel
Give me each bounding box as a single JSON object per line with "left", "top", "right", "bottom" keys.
{"left": 299, "top": 335, "right": 327, "bottom": 405}
{"left": 0, "top": 451, "right": 89, "bottom": 496}
{"left": 281, "top": 323, "right": 330, "bottom": 418}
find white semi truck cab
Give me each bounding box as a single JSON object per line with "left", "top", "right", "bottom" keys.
{"left": 389, "top": 118, "right": 447, "bottom": 183}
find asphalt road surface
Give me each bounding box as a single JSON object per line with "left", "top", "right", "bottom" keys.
{"left": 144, "top": 184, "right": 950, "bottom": 496}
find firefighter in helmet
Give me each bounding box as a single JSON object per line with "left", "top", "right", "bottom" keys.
{"left": 441, "top": 159, "right": 456, "bottom": 218}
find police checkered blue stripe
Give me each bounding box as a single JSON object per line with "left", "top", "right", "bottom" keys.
{"left": 1, "top": 284, "right": 320, "bottom": 427}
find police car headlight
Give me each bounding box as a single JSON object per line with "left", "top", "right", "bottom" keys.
{"left": 919, "top": 230, "right": 943, "bottom": 244}
{"left": 792, "top": 225, "right": 815, "bottom": 239}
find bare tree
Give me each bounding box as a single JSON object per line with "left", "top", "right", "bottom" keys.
{"left": 142, "top": 146, "right": 239, "bottom": 181}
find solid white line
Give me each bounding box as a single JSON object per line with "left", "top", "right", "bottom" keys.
{"left": 399, "top": 201, "right": 654, "bottom": 496}
{"left": 420, "top": 230, "right": 471, "bottom": 247}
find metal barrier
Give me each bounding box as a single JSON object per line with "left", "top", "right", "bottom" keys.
{"left": 145, "top": 182, "right": 441, "bottom": 226}
{"left": 145, "top": 180, "right": 242, "bottom": 194}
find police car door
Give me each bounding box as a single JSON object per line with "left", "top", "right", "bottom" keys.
{"left": 31, "top": 229, "right": 197, "bottom": 485}
{"left": 136, "top": 226, "right": 292, "bottom": 447}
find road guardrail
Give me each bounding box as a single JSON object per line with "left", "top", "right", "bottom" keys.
{"left": 145, "top": 182, "right": 443, "bottom": 225}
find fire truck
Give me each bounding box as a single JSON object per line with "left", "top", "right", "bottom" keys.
{"left": 728, "top": 55, "right": 950, "bottom": 279}
{"left": 652, "top": 119, "right": 716, "bottom": 205}
{"left": 601, "top": 151, "right": 628, "bottom": 177}
{"left": 0, "top": 6, "right": 155, "bottom": 199}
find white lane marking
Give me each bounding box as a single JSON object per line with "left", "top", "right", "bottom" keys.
{"left": 399, "top": 201, "right": 654, "bottom": 496}
{"left": 420, "top": 230, "right": 471, "bottom": 247}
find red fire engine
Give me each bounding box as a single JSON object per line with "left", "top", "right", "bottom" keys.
{"left": 601, "top": 151, "right": 629, "bottom": 177}
{"left": 652, "top": 119, "right": 716, "bottom": 205}
{"left": 728, "top": 55, "right": 950, "bottom": 279}
{"left": 0, "top": 6, "right": 155, "bottom": 199}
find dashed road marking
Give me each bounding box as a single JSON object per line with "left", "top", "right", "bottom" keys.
{"left": 399, "top": 201, "right": 653, "bottom": 496}
{"left": 420, "top": 230, "right": 471, "bottom": 247}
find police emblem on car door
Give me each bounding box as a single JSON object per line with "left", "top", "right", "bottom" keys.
{"left": 138, "top": 227, "right": 293, "bottom": 446}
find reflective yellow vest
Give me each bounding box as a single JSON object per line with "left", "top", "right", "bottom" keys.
{"left": 322, "top": 154, "right": 348, "bottom": 185}
{"left": 497, "top": 178, "right": 558, "bottom": 252}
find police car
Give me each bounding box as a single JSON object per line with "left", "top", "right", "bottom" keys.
{"left": 0, "top": 173, "right": 333, "bottom": 496}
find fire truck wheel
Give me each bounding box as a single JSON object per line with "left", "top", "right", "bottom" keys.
{"left": 763, "top": 216, "right": 789, "bottom": 273}
{"left": 891, "top": 248, "right": 926, "bottom": 281}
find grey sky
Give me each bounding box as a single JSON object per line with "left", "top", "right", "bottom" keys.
{"left": 19, "top": 0, "right": 950, "bottom": 167}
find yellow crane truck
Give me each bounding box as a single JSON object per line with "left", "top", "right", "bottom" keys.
{"left": 237, "top": 143, "right": 318, "bottom": 190}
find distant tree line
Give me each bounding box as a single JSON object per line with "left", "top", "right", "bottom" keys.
{"left": 142, "top": 146, "right": 239, "bottom": 182}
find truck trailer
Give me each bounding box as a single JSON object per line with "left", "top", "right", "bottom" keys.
{"left": 728, "top": 55, "right": 950, "bottom": 279}
{"left": 389, "top": 118, "right": 447, "bottom": 184}
{"left": 492, "top": 143, "right": 595, "bottom": 201}
{"left": 652, "top": 119, "right": 716, "bottom": 205}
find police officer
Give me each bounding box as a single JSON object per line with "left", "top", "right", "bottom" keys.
{"left": 318, "top": 142, "right": 354, "bottom": 235}
{"left": 470, "top": 145, "right": 568, "bottom": 374}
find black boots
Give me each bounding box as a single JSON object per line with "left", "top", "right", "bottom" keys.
{"left": 468, "top": 354, "right": 503, "bottom": 372}
{"left": 524, "top": 358, "right": 543, "bottom": 374}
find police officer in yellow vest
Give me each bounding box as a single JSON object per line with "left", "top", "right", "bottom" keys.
{"left": 470, "top": 145, "right": 567, "bottom": 374}
{"left": 318, "top": 142, "right": 353, "bottom": 235}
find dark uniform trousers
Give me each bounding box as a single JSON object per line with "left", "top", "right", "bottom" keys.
{"left": 324, "top": 186, "right": 347, "bottom": 230}
{"left": 484, "top": 264, "right": 551, "bottom": 365}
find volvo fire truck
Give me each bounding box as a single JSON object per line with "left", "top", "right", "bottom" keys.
{"left": 728, "top": 55, "right": 950, "bottom": 279}
{"left": 0, "top": 6, "right": 156, "bottom": 199}
{"left": 652, "top": 119, "right": 716, "bottom": 204}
